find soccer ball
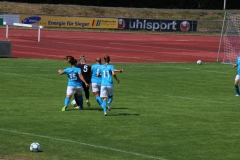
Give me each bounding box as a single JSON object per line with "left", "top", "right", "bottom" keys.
{"left": 197, "top": 60, "right": 202, "bottom": 65}
{"left": 30, "top": 142, "right": 40, "bottom": 152}
{"left": 71, "top": 100, "right": 77, "bottom": 107}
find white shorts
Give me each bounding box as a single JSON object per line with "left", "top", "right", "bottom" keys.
{"left": 91, "top": 83, "right": 101, "bottom": 93}
{"left": 235, "top": 75, "right": 240, "bottom": 81}
{"left": 66, "top": 86, "right": 83, "bottom": 96}
{"left": 100, "top": 86, "right": 114, "bottom": 98}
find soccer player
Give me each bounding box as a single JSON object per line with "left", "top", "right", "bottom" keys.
{"left": 97, "top": 55, "right": 120, "bottom": 116}
{"left": 58, "top": 58, "right": 89, "bottom": 111}
{"left": 91, "top": 57, "right": 103, "bottom": 107}
{"left": 232, "top": 56, "right": 240, "bottom": 96}
{"left": 74, "top": 55, "right": 92, "bottom": 107}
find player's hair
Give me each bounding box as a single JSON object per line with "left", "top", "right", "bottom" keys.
{"left": 64, "top": 55, "right": 74, "bottom": 60}
{"left": 104, "top": 55, "right": 110, "bottom": 63}
{"left": 80, "top": 54, "right": 86, "bottom": 61}
{"left": 69, "top": 58, "right": 77, "bottom": 65}
{"left": 96, "top": 57, "right": 101, "bottom": 63}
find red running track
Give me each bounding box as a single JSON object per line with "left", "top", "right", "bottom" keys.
{"left": 0, "top": 28, "right": 222, "bottom": 63}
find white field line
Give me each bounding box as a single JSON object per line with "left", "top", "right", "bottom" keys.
{"left": 1, "top": 65, "right": 231, "bottom": 75}
{"left": 0, "top": 65, "right": 235, "bottom": 159}
{"left": 2, "top": 72, "right": 64, "bottom": 83}
{"left": 164, "top": 95, "right": 239, "bottom": 105}
{"left": 1, "top": 65, "right": 234, "bottom": 106}
{"left": 124, "top": 65, "right": 231, "bottom": 74}
{"left": 115, "top": 89, "right": 238, "bottom": 106}
{"left": 0, "top": 128, "right": 166, "bottom": 160}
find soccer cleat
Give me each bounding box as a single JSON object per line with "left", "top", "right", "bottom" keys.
{"left": 236, "top": 94, "right": 240, "bottom": 96}
{"left": 107, "top": 103, "right": 111, "bottom": 111}
{"left": 86, "top": 100, "right": 91, "bottom": 107}
{"left": 75, "top": 106, "right": 84, "bottom": 110}
{"left": 62, "top": 106, "right": 67, "bottom": 111}
{"left": 104, "top": 112, "right": 108, "bottom": 116}
{"left": 79, "top": 106, "right": 84, "bottom": 110}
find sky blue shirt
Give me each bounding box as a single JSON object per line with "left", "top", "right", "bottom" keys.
{"left": 91, "top": 63, "right": 102, "bottom": 84}
{"left": 98, "top": 64, "right": 114, "bottom": 86}
{"left": 237, "top": 56, "right": 240, "bottom": 75}
{"left": 63, "top": 67, "right": 82, "bottom": 87}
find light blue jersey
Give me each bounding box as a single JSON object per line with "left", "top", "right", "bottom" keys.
{"left": 236, "top": 56, "right": 240, "bottom": 75}
{"left": 63, "top": 67, "right": 82, "bottom": 87}
{"left": 98, "top": 64, "right": 114, "bottom": 86}
{"left": 91, "top": 63, "right": 102, "bottom": 84}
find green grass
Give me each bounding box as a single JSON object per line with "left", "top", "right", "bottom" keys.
{"left": 1, "top": 58, "right": 240, "bottom": 160}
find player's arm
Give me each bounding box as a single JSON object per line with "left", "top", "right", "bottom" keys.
{"left": 112, "top": 70, "right": 120, "bottom": 83}
{"left": 114, "top": 69, "right": 123, "bottom": 73}
{"left": 97, "top": 68, "right": 101, "bottom": 77}
{"left": 79, "top": 73, "right": 89, "bottom": 87}
{"left": 233, "top": 64, "right": 238, "bottom": 68}
{"left": 58, "top": 69, "right": 64, "bottom": 75}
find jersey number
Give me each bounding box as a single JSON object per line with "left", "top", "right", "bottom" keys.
{"left": 83, "top": 65, "right": 88, "bottom": 72}
{"left": 70, "top": 73, "right": 77, "bottom": 80}
{"left": 103, "top": 70, "right": 110, "bottom": 78}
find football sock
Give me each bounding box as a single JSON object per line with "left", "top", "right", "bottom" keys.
{"left": 235, "top": 85, "right": 240, "bottom": 95}
{"left": 96, "top": 96, "right": 102, "bottom": 106}
{"left": 64, "top": 97, "right": 70, "bottom": 107}
{"left": 84, "top": 87, "right": 90, "bottom": 100}
{"left": 74, "top": 93, "right": 80, "bottom": 106}
{"left": 108, "top": 97, "right": 113, "bottom": 104}
{"left": 102, "top": 100, "right": 107, "bottom": 112}
{"left": 78, "top": 97, "right": 84, "bottom": 109}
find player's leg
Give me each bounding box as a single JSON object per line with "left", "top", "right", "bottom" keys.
{"left": 100, "top": 86, "right": 108, "bottom": 116}
{"left": 83, "top": 84, "right": 91, "bottom": 107}
{"left": 234, "top": 75, "right": 240, "bottom": 96}
{"left": 92, "top": 83, "right": 102, "bottom": 106}
{"left": 76, "top": 87, "right": 84, "bottom": 109}
{"left": 62, "top": 86, "right": 74, "bottom": 111}
{"left": 74, "top": 91, "right": 80, "bottom": 107}
{"left": 107, "top": 86, "right": 114, "bottom": 111}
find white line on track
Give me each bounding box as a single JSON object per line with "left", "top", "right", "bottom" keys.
{"left": 12, "top": 45, "right": 161, "bottom": 62}
{"left": 0, "top": 128, "right": 166, "bottom": 160}
{"left": 59, "top": 42, "right": 210, "bottom": 56}
{"left": 13, "top": 40, "right": 214, "bottom": 60}
{"left": 109, "top": 42, "right": 211, "bottom": 53}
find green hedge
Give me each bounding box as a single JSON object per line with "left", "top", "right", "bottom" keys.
{"left": 2, "top": 0, "right": 239, "bottom": 9}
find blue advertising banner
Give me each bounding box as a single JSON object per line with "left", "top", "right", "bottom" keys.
{"left": 118, "top": 18, "right": 197, "bottom": 32}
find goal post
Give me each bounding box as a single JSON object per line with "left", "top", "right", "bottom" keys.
{"left": 217, "top": 12, "right": 240, "bottom": 64}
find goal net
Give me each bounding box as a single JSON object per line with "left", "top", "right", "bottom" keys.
{"left": 219, "top": 12, "right": 240, "bottom": 64}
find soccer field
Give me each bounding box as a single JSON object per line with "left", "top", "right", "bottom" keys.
{"left": 0, "top": 58, "right": 240, "bottom": 160}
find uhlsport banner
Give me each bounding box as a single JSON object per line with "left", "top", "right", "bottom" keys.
{"left": 20, "top": 15, "right": 118, "bottom": 29}
{"left": 118, "top": 18, "right": 197, "bottom": 31}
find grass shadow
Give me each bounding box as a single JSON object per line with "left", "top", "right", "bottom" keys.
{"left": 108, "top": 113, "right": 140, "bottom": 116}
